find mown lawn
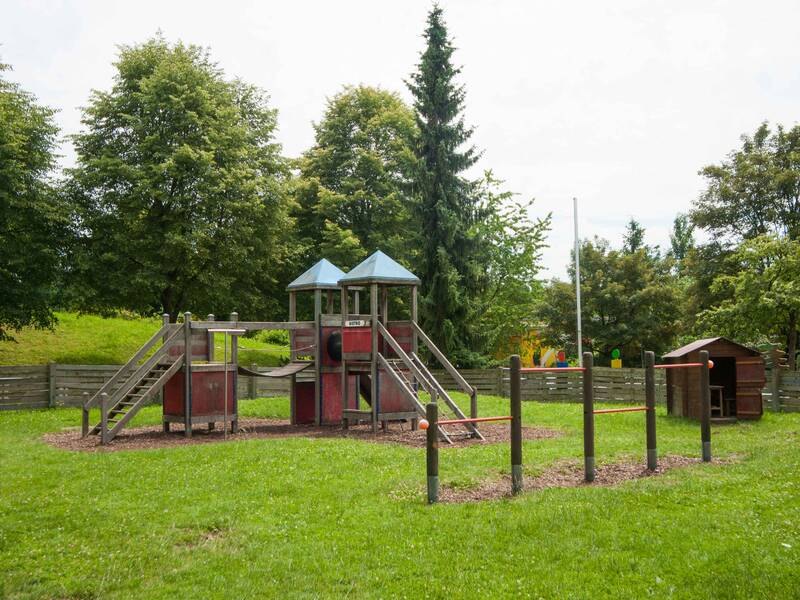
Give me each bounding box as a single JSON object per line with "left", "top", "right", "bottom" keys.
{"left": 0, "top": 312, "right": 289, "bottom": 366}
{"left": 1, "top": 394, "right": 799, "bottom": 599}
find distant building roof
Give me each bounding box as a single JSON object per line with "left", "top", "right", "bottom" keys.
{"left": 338, "top": 250, "right": 420, "bottom": 286}
{"left": 662, "top": 337, "right": 760, "bottom": 358}
{"left": 286, "top": 259, "right": 346, "bottom": 291}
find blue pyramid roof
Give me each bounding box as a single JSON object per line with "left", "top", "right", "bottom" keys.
{"left": 287, "top": 259, "right": 346, "bottom": 291}
{"left": 338, "top": 250, "right": 420, "bottom": 286}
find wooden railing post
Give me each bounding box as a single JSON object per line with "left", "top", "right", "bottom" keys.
{"left": 644, "top": 351, "right": 657, "bottom": 471}
{"left": 230, "top": 312, "right": 239, "bottom": 434}
{"left": 206, "top": 314, "right": 215, "bottom": 362}
{"left": 426, "top": 402, "right": 439, "bottom": 504}
{"left": 48, "top": 362, "right": 57, "bottom": 408}
{"left": 700, "top": 350, "right": 712, "bottom": 462}
{"left": 100, "top": 392, "right": 109, "bottom": 446}
{"left": 510, "top": 355, "right": 523, "bottom": 494}
{"left": 81, "top": 392, "right": 89, "bottom": 437}
{"left": 183, "top": 312, "right": 193, "bottom": 438}
{"left": 583, "top": 352, "right": 595, "bottom": 482}
{"left": 770, "top": 347, "right": 782, "bottom": 412}
{"left": 248, "top": 363, "right": 257, "bottom": 399}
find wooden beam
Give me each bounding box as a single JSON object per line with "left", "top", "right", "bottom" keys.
{"left": 314, "top": 289, "right": 322, "bottom": 426}
{"left": 370, "top": 283, "right": 378, "bottom": 432}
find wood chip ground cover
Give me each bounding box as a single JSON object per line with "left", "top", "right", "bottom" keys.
{"left": 43, "top": 417, "right": 561, "bottom": 451}
{"left": 437, "top": 455, "right": 739, "bottom": 503}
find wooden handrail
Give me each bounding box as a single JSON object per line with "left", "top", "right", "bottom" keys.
{"left": 84, "top": 323, "right": 179, "bottom": 410}
{"left": 410, "top": 352, "right": 483, "bottom": 441}
{"left": 189, "top": 320, "right": 315, "bottom": 330}
{"left": 376, "top": 322, "right": 436, "bottom": 398}
{"left": 411, "top": 322, "right": 475, "bottom": 396}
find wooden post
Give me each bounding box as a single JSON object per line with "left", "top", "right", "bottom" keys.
{"left": 410, "top": 286, "right": 418, "bottom": 355}
{"left": 100, "top": 392, "right": 109, "bottom": 446}
{"left": 249, "top": 363, "right": 258, "bottom": 399}
{"left": 354, "top": 290, "right": 360, "bottom": 315}
{"left": 327, "top": 290, "right": 335, "bottom": 314}
{"left": 206, "top": 314, "right": 215, "bottom": 362}
{"left": 313, "top": 290, "right": 322, "bottom": 425}
{"left": 426, "top": 402, "right": 439, "bottom": 504}
{"left": 510, "top": 354, "right": 523, "bottom": 494}
{"left": 48, "top": 362, "right": 56, "bottom": 408}
{"left": 183, "top": 312, "right": 192, "bottom": 438}
{"left": 770, "top": 347, "right": 782, "bottom": 412}
{"left": 81, "top": 392, "right": 89, "bottom": 437}
{"left": 700, "top": 350, "right": 712, "bottom": 462}
{"left": 230, "top": 312, "right": 239, "bottom": 434}
{"left": 160, "top": 313, "right": 170, "bottom": 406}
{"left": 583, "top": 352, "right": 595, "bottom": 482}
{"left": 289, "top": 292, "right": 297, "bottom": 362}
{"left": 497, "top": 367, "right": 504, "bottom": 397}
{"left": 645, "top": 350, "right": 657, "bottom": 471}
{"left": 341, "top": 286, "right": 349, "bottom": 417}
{"left": 370, "top": 283, "right": 379, "bottom": 432}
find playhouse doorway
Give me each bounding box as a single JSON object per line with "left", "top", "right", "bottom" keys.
{"left": 709, "top": 356, "right": 737, "bottom": 417}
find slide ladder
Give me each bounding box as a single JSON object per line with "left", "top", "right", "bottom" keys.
{"left": 82, "top": 324, "right": 184, "bottom": 443}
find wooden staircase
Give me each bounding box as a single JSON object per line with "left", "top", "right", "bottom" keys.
{"left": 376, "top": 322, "right": 484, "bottom": 443}
{"left": 82, "top": 323, "right": 184, "bottom": 444}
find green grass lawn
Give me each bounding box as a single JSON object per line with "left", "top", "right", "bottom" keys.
{"left": 1, "top": 394, "right": 799, "bottom": 599}
{"left": 0, "top": 312, "right": 289, "bottom": 367}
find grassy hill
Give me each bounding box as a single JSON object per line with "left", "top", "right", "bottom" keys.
{"left": 0, "top": 312, "right": 289, "bottom": 366}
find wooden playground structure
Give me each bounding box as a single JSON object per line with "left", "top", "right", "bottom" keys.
{"left": 81, "top": 251, "right": 482, "bottom": 444}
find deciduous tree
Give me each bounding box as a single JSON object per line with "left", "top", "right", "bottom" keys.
{"left": 68, "top": 37, "right": 295, "bottom": 320}
{"left": 0, "top": 62, "right": 66, "bottom": 340}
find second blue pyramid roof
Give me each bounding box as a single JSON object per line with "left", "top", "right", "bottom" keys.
{"left": 338, "top": 250, "right": 420, "bottom": 286}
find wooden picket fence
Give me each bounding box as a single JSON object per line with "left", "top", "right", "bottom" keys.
{"left": 3, "top": 362, "right": 800, "bottom": 412}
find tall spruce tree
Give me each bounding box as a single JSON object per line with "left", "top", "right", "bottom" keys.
{"left": 407, "top": 5, "right": 482, "bottom": 361}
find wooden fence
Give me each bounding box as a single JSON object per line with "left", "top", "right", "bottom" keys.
{"left": 3, "top": 362, "right": 800, "bottom": 412}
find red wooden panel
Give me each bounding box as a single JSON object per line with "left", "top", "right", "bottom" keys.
{"left": 736, "top": 390, "right": 763, "bottom": 418}
{"left": 163, "top": 368, "right": 233, "bottom": 416}
{"left": 168, "top": 332, "right": 209, "bottom": 359}
{"left": 343, "top": 327, "right": 371, "bottom": 354}
{"left": 294, "top": 381, "right": 315, "bottom": 424}
{"left": 736, "top": 358, "right": 766, "bottom": 385}
{"left": 387, "top": 325, "right": 412, "bottom": 358}
{"left": 377, "top": 368, "right": 417, "bottom": 413}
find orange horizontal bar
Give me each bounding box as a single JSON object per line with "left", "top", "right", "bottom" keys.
{"left": 437, "top": 416, "right": 512, "bottom": 425}
{"left": 593, "top": 406, "right": 649, "bottom": 414}
{"left": 520, "top": 367, "right": 586, "bottom": 372}
{"left": 654, "top": 363, "right": 704, "bottom": 369}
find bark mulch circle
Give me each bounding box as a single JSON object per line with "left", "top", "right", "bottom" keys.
{"left": 437, "top": 455, "right": 738, "bottom": 503}
{"left": 43, "top": 418, "right": 561, "bottom": 452}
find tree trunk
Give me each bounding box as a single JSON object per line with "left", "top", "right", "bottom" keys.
{"left": 788, "top": 312, "right": 797, "bottom": 371}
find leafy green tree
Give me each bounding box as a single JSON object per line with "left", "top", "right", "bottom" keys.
{"left": 622, "top": 219, "right": 646, "bottom": 254}
{"left": 469, "top": 172, "right": 551, "bottom": 363}
{"left": 693, "top": 122, "right": 800, "bottom": 242}
{"left": 0, "top": 62, "right": 66, "bottom": 340}
{"left": 67, "top": 37, "right": 295, "bottom": 321}
{"left": 699, "top": 235, "right": 800, "bottom": 368}
{"left": 540, "top": 238, "right": 679, "bottom": 365}
{"left": 669, "top": 213, "right": 695, "bottom": 263}
{"left": 407, "top": 5, "right": 484, "bottom": 358}
{"left": 293, "top": 85, "right": 417, "bottom": 268}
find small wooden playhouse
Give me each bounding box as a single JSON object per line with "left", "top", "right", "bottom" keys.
{"left": 663, "top": 337, "right": 765, "bottom": 421}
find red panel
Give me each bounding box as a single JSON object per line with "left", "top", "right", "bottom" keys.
{"left": 320, "top": 373, "right": 359, "bottom": 423}
{"left": 168, "top": 331, "right": 209, "bottom": 359}
{"left": 343, "top": 327, "right": 372, "bottom": 354}
{"left": 378, "top": 368, "right": 417, "bottom": 413}
{"left": 386, "top": 325, "right": 412, "bottom": 358}
{"left": 294, "top": 381, "right": 315, "bottom": 424}
{"left": 163, "top": 368, "right": 234, "bottom": 417}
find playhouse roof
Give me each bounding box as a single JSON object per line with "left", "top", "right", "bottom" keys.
{"left": 338, "top": 250, "right": 420, "bottom": 286}
{"left": 286, "top": 259, "right": 346, "bottom": 291}
{"left": 662, "top": 337, "right": 760, "bottom": 358}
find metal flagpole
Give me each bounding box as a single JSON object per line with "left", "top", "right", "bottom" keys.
{"left": 574, "top": 197, "right": 583, "bottom": 367}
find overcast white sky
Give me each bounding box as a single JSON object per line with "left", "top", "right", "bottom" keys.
{"left": 3, "top": 0, "right": 799, "bottom": 277}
